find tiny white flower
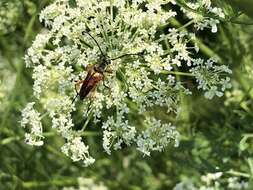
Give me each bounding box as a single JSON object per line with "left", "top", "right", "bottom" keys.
{"left": 190, "top": 59, "right": 232, "bottom": 99}
{"left": 21, "top": 102, "right": 44, "bottom": 146}
{"left": 136, "top": 118, "right": 180, "bottom": 156}
{"left": 61, "top": 137, "right": 95, "bottom": 167}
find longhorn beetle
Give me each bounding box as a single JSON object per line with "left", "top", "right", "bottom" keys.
{"left": 72, "top": 31, "right": 145, "bottom": 103}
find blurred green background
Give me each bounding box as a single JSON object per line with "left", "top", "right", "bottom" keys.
{"left": 0, "top": 0, "right": 253, "bottom": 189}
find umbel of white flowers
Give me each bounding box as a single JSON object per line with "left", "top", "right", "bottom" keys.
{"left": 173, "top": 172, "right": 249, "bottom": 190}
{"left": 0, "top": 0, "right": 21, "bottom": 34}
{"left": 21, "top": 0, "right": 231, "bottom": 166}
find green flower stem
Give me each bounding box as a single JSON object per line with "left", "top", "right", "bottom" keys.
{"left": 226, "top": 170, "right": 250, "bottom": 178}
{"left": 125, "top": 99, "right": 149, "bottom": 126}
{"left": 175, "top": 0, "right": 199, "bottom": 14}
{"left": 80, "top": 111, "right": 93, "bottom": 132}
{"left": 43, "top": 132, "right": 56, "bottom": 137}
{"left": 173, "top": 64, "right": 190, "bottom": 125}
{"left": 160, "top": 70, "right": 194, "bottom": 77}
{"left": 24, "top": 0, "right": 51, "bottom": 45}
{"left": 24, "top": 14, "right": 37, "bottom": 44}
{"left": 95, "top": 10, "right": 112, "bottom": 50}
{"left": 109, "top": 0, "right": 115, "bottom": 46}
{"left": 0, "top": 136, "right": 20, "bottom": 145}
{"left": 117, "top": 68, "right": 129, "bottom": 90}
{"left": 46, "top": 145, "right": 67, "bottom": 159}
{"left": 0, "top": 132, "right": 52, "bottom": 146}
{"left": 40, "top": 111, "right": 49, "bottom": 119}
{"left": 248, "top": 158, "right": 253, "bottom": 177}
{"left": 177, "top": 20, "right": 195, "bottom": 31}
{"left": 226, "top": 0, "right": 253, "bottom": 19}
{"left": 80, "top": 131, "right": 100, "bottom": 136}
{"left": 141, "top": 64, "right": 195, "bottom": 77}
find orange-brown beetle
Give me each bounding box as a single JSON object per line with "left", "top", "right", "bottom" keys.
{"left": 72, "top": 31, "right": 145, "bottom": 103}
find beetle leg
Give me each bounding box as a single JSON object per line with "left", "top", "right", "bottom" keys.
{"left": 72, "top": 80, "right": 84, "bottom": 104}
{"left": 103, "top": 79, "right": 110, "bottom": 89}
{"left": 100, "top": 74, "right": 110, "bottom": 89}
{"left": 103, "top": 67, "right": 114, "bottom": 89}
{"left": 75, "top": 80, "right": 85, "bottom": 85}
{"left": 72, "top": 93, "right": 79, "bottom": 104}
{"left": 105, "top": 67, "right": 113, "bottom": 74}
{"left": 84, "top": 100, "right": 92, "bottom": 117}
{"left": 87, "top": 90, "right": 97, "bottom": 99}
{"left": 75, "top": 84, "right": 78, "bottom": 94}
{"left": 74, "top": 80, "right": 84, "bottom": 94}
{"left": 85, "top": 64, "right": 94, "bottom": 71}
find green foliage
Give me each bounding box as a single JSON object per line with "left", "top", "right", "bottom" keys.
{"left": 0, "top": 0, "right": 253, "bottom": 189}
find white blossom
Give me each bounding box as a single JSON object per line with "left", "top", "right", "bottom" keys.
{"left": 180, "top": 1, "right": 225, "bottom": 33}
{"left": 61, "top": 137, "right": 95, "bottom": 167}
{"left": 0, "top": 0, "right": 21, "bottom": 35}
{"left": 227, "top": 177, "right": 248, "bottom": 190}
{"left": 201, "top": 172, "right": 223, "bottom": 186}
{"left": 22, "top": 0, "right": 229, "bottom": 165}
{"left": 173, "top": 181, "right": 198, "bottom": 190}
{"left": 136, "top": 118, "right": 180, "bottom": 156}
{"left": 190, "top": 59, "right": 232, "bottom": 99}
{"left": 102, "top": 106, "right": 136, "bottom": 154}
{"left": 21, "top": 102, "right": 44, "bottom": 146}
{"left": 173, "top": 172, "right": 249, "bottom": 190}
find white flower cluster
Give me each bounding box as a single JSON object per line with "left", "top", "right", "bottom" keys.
{"left": 173, "top": 180, "right": 198, "bottom": 190}
{"left": 22, "top": 0, "right": 230, "bottom": 165}
{"left": 61, "top": 137, "right": 95, "bottom": 166}
{"left": 201, "top": 172, "right": 223, "bottom": 187}
{"left": 62, "top": 177, "right": 108, "bottom": 190}
{"left": 45, "top": 97, "right": 75, "bottom": 139}
{"left": 0, "top": 0, "right": 21, "bottom": 35}
{"left": 21, "top": 98, "right": 96, "bottom": 166}
{"left": 227, "top": 177, "right": 249, "bottom": 190}
{"left": 136, "top": 118, "right": 180, "bottom": 156}
{"left": 102, "top": 113, "right": 179, "bottom": 156}
{"left": 190, "top": 59, "right": 232, "bottom": 99}
{"left": 181, "top": 0, "right": 225, "bottom": 33}
{"left": 21, "top": 102, "right": 44, "bottom": 146}
{"left": 102, "top": 108, "right": 136, "bottom": 155}
{"left": 173, "top": 172, "right": 249, "bottom": 190}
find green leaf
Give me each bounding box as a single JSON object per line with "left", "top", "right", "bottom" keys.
{"left": 225, "top": 0, "right": 253, "bottom": 19}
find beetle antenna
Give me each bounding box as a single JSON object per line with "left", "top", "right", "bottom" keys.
{"left": 82, "top": 31, "right": 107, "bottom": 58}
{"left": 110, "top": 50, "right": 146, "bottom": 61}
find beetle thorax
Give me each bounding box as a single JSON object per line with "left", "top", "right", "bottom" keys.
{"left": 95, "top": 56, "right": 110, "bottom": 73}
{"left": 94, "top": 63, "right": 106, "bottom": 73}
